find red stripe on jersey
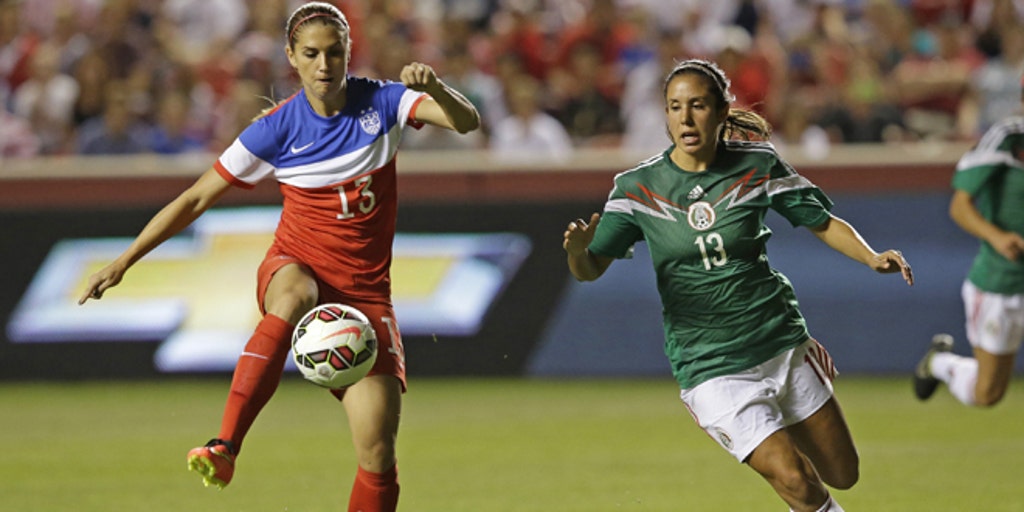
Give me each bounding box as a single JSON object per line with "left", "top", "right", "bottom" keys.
{"left": 406, "top": 94, "right": 428, "bottom": 130}
{"left": 214, "top": 160, "right": 256, "bottom": 189}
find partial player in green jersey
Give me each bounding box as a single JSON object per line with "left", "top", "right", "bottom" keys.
{"left": 563, "top": 59, "right": 914, "bottom": 512}
{"left": 913, "top": 76, "right": 1024, "bottom": 408}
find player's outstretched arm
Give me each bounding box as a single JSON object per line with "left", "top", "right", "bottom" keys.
{"left": 401, "top": 62, "right": 480, "bottom": 133}
{"left": 564, "top": 213, "right": 613, "bottom": 282}
{"left": 809, "top": 214, "right": 914, "bottom": 286}
{"left": 78, "top": 168, "right": 233, "bottom": 304}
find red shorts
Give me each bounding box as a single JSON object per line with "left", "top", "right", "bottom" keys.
{"left": 257, "top": 251, "right": 407, "bottom": 394}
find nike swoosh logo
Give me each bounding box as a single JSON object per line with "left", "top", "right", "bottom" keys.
{"left": 290, "top": 141, "right": 315, "bottom": 154}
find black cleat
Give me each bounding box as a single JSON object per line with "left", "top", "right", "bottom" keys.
{"left": 913, "top": 334, "right": 954, "bottom": 401}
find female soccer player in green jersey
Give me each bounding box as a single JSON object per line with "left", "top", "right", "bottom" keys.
{"left": 563, "top": 59, "right": 914, "bottom": 512}
{"left": 913, "top": 77, "right": 1024, "bottom": 408}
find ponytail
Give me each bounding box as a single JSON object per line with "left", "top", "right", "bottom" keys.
{"left": 723, "top": 108, "right": 771, "bottom": 141}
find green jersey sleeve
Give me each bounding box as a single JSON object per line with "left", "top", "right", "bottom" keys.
{"left": 767, "top": 159, "right": 834, "bottom": 228}
{"left": 589, "top": 181, "right": 645, "bottom": 258}
{"left": 952, "top": 132, "right": 1013, "bottom": 195}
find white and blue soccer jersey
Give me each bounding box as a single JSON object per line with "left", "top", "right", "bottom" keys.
{"left": 214, "top": 77, "right": 427, "bottom": 298}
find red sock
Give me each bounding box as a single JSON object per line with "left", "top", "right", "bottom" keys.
{"left": 217, "top": 314, "right": 293, "bottom": 453}
{"left": 349, "top": 465, "right": 400, "bottom": 512}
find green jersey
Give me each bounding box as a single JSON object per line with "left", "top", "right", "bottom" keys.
{"left": 589, "top": 142, "right": 833, "bottom": 389}
{"left": 952, "top": 116, "right": 1024, "bottom": 294}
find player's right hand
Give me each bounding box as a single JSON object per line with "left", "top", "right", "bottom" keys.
{"left": 563, "top": 212, "right": 601, "bottom": 256}
{"left": 78, "top": 262, "right": 127, "bottom": 305}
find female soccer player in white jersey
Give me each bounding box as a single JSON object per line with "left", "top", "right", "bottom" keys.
{"left": 913, "top": 77, "right": 1024, "bottom": 408}
{"left": 78, "top": 2, "right": 480, "bottom": 510}
{"left": 562, "top": 59, "right": 914, "bottom": 512}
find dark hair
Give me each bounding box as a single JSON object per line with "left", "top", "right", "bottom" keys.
{"left": 286, "top": 2, "right": 349, "bottom": 49}
{"left": 663, "top": 58, "right": 771, "bottom": 141}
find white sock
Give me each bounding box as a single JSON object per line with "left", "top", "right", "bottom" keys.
{"left": 789, "top": 495, "right": 845, "bottom": 512}
{"left": 929, "top": 352, "right": 977, "bottom": 406}
{"left": 821, "top": 496, "right": 845, "bottom": 512}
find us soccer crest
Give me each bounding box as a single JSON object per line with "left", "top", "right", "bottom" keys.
{"left": 359, "top": 108, "right": 382, "bottom": 135}
{"left": 687, "top": 201, "right": 716, "bottom": 231}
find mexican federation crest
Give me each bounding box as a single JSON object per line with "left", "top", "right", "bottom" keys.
{"left": 359, "top": 108, "right": 382, "bottom": 135}
{"left": 687, "top": 201, "right": 716, "bottom": 231}
{"left": 711, "top": 427, "right": 733, "bottom": 450}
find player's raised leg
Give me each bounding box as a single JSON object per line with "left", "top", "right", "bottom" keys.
{"left": 972, "top": 347, "right": 1016, "bottom": 406}
{"left": 187, "top": 262, "right": 317, "bottom": 488}
{"left": 342, "top": 374, "right": 403, "bottom": 512}
{"left": 185, "top": 311, "right": 293, "bottom": 489}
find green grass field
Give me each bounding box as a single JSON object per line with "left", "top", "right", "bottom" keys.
{"left": 2, "top": 376, "right": 1022, "bottom": 511}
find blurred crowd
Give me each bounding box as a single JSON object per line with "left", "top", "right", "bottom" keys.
{"left": 1, "top": 0, "right": 1023, "bottom": 161}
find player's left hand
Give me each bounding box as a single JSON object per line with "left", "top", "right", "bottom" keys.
{"left": 400, "top": 62, "right": 440, "bottom": 93}
{"left": 870, "top": 249, "right": 913, "bottom": 286}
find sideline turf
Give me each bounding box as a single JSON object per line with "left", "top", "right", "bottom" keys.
{"left": 1, "top": 377, "right": 1021, "bottom": 511}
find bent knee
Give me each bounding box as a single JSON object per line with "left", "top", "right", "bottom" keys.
{"left": 265, "top": 289, "right": 318, "bottom": 324}
{"left": 824, "top": 465, "right": 859, "bottom": 490}
{"left": 770, "top": 466, "right": 827, "bottom": 504}
{"left": 263, "top": 265, "right": 318, "bottom": 323}
{"left": 974, "top": 377, "right": 1010, "bottom": 407}
{"left": 974, "top": 389, "right": 1006, "bottom": 407}
{"left": 818, "top": 452, "right": 859, "bottom": 490}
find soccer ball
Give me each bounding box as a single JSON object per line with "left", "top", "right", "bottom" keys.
{"left": 292, "top": 303, "right": 378, "bottom": 389}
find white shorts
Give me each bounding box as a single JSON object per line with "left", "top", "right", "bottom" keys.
{"left": 962, "top": 280, "right": 1024, "bottom": 356}
{"left": 679, "top": 339, "right": 837, "bottom": 462}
